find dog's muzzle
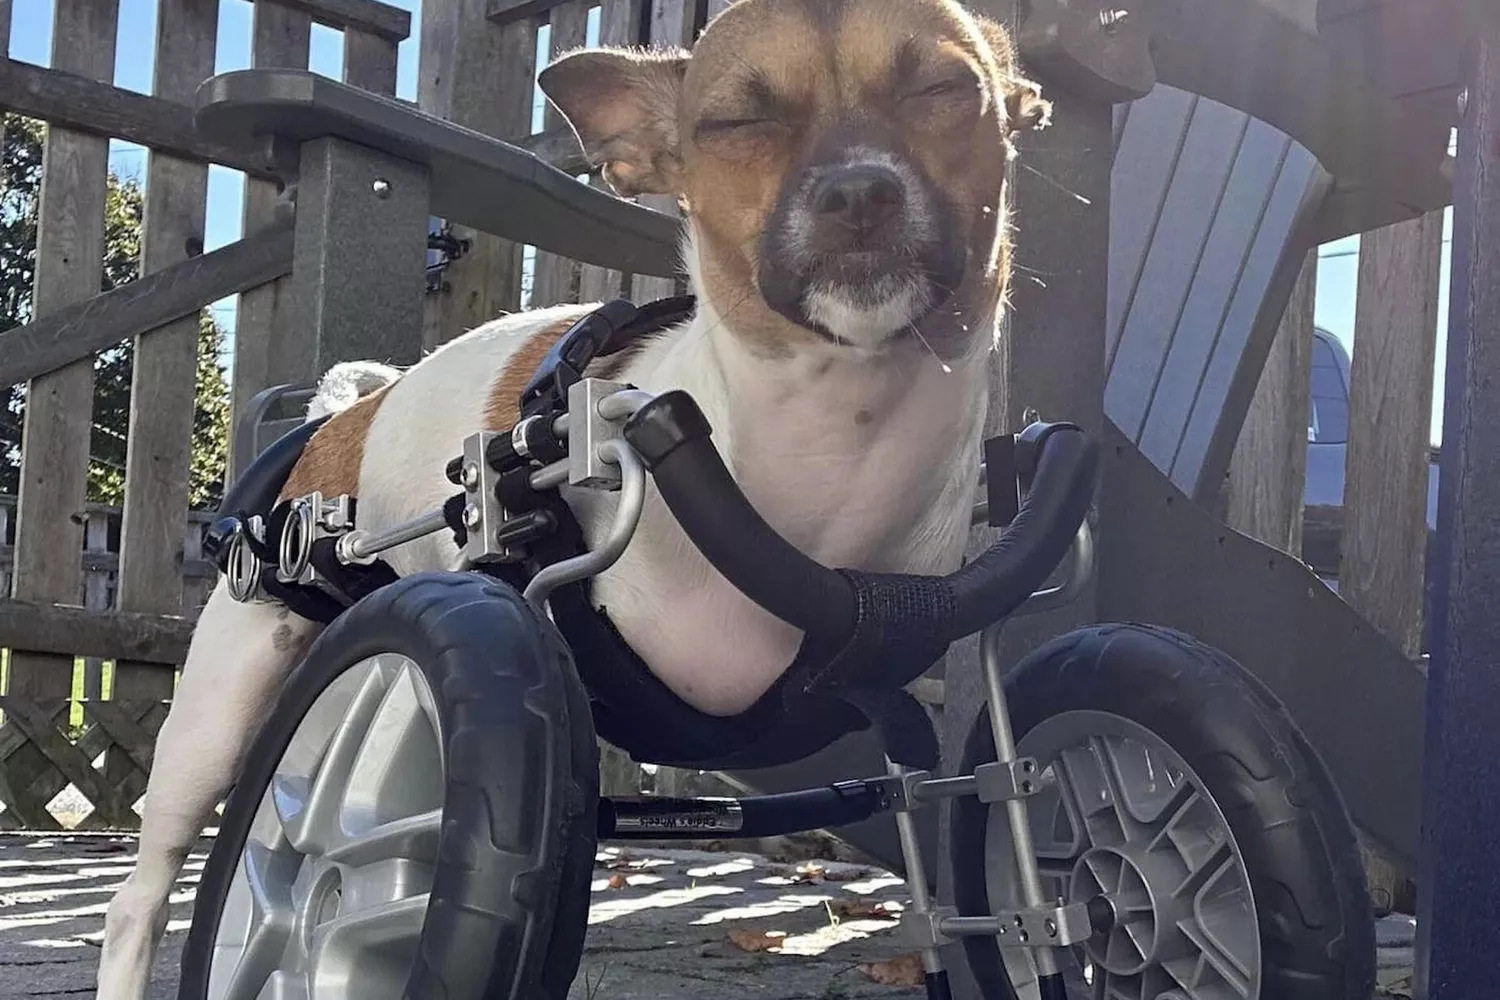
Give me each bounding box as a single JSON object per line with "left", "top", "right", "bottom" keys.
{"left": 758, "top": 156, "right": 964, "bottom": 347}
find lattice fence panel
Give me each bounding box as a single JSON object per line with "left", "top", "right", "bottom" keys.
{"left": 0, "top": 698, "right": 168, "bottom": 830}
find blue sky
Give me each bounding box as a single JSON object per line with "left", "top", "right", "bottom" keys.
{"left": 7, "top": 0, "right": 1453, "bottom": 445}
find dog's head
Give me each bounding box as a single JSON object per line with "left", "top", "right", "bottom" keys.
{"left": 539, "top": 0, "right": 1049, "bottom": 359}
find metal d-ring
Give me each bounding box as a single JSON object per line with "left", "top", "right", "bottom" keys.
{"left": 225, "top": 524, "right": 263, "bottom": 603}
{"left": 279, "top": 498, "right": 316, "bottom": 582}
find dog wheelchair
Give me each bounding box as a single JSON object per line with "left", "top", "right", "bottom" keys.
{"left": 180, "top": 296, "right": 1376, "bottom": 1000}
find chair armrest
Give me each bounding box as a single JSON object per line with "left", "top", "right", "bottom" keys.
{"left": 195, "top": 69, "right": 680, "bottom": 277}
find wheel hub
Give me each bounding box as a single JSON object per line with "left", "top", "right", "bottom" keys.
{"left": 207, "top": 654, "right": 445, "bottom": 1000}
{"left": 985, "top": 710, "right": 1263, "bottom": 999}
{"left": 1071, "top": 845, "right": 1192, "bottom": 975}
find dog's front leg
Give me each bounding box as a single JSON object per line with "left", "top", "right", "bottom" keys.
{"left": 97, "top": 582, "right": 321, "bottom": 1000}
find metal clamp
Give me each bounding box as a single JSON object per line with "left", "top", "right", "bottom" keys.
{"left": 568, "top": 377, "right": 633, "bottom": 489}
{"left": 458, "top": 431, "right": 519, "bottom": 567}
{"left": 900, "top": 904, "right": 958, "bottom": 950}
{"left": 938, "top": 901, "right": 1096, "bottom": 949}
{"left": 975, "top": 757, "right": 1042, "bottom": 803}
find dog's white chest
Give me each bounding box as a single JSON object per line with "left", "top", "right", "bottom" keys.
{"left": 577, "top": 330, "right": 985, "bottom": 717}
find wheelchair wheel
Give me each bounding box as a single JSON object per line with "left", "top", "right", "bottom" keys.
{"left": 951, "top": 623, "right": 1376, "bottom": 1000}
{"left": 179, "top": 572, "right": 600, "bottom": 1000}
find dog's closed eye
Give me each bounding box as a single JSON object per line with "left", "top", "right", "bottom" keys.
{"left": 695, "top": 117, "right": 786, "bottom": 138}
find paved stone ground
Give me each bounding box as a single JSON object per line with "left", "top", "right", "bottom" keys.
{"left": 0, "top": 832, "right": 1417, "bottom": 999}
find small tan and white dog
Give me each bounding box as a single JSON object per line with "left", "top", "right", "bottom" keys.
{"left": 96, "top": 0, "right": 1049, "bottom": 995}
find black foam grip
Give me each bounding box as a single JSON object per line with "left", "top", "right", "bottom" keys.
{"left": 946, "top": 428, "right": 1097, "bottom": 637}
{"left": 621, "top": 390, "right": 713, "bottom": 469}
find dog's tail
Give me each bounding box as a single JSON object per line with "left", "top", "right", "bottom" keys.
{"left": 305, "top": 361, "right": 403, "bottom": 421}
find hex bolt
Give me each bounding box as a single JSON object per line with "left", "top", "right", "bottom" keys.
{"left": 461, "top": 462, "right": 481, "bottom": 489}
{"left": 1099, "top": 8, "right": 1129, "bottom": 32}
{"left": 464, "top": 504, "right": 482, "bottom": 529}
{"left": 1044, "top": 918, "right": 1057, "bottom": 937}
{"left": 372, "top": 178, "right": 392, "bottom": 199}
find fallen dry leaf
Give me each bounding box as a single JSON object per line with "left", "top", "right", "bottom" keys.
{"left": 829, "top": 899, "right": 898, "bottom": 921}
{"left": 728, "top": 929, "right": 787, "bottom": 953}
{"left": 858, "top": 953, "right": 925, "bottom": 987}
{"left": 606, "top": 873, "right": 628, "bottom": 889}
{"left": 769, "top": 861, "right": 830, "bottom": 884}
{"left": 597, "top": 853, "right": 637, "bottom": 870}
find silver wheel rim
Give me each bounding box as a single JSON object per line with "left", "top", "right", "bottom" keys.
{"left": 207, "top": 653, "right": 445, "bottom": 1000}
{"left": 984, "top": 710, "right": 1261, "bottom": 1000}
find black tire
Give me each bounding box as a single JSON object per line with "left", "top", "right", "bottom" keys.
{"left": 179, "top": 572, "right": 600, "bottom": 1000}
{"left": 951, "top": 623, "right": 1376, "bottom": 1000}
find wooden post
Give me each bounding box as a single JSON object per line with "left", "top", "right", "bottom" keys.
{"left": 116, "top": 0, "right": 220, "bottom": 711}
{"left": 530, "top": 1, "right": 593, "bottom": 308}
{"left": 1414, "top": 21, "right": 1500, "bottom": 998}
{"left": 343, "top": 28, "right": 399, "bottom": 96}
{"left": 418, "top": 1, "right": 537, "bottom": 349}
{"left": 1226, "top": 251, "right": 1315, "bottom": 553}
{"left": 630, "top": 0, "right": 696, "bottom": 303}
{"left": 8, "top": 0, "right": 121, "bottom": 701}
{"left": 228, "top": 1, "right": 312, "bottom": 480}
{"left": 1339, "top": 211, "right": 1443, "bottom": 915}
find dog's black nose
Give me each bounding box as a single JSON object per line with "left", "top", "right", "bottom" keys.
{"left": 812, "top": 165, "right": 904, "bottom": 232}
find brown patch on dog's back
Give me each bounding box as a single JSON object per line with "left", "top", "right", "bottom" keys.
{"left": 483, "top": 311, "right": 591, "bottom": 431}
{"left": 279, "top": 384, "right": 392, "bottom": 502}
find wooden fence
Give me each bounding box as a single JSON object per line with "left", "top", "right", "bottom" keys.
{"left": 0, "top": 0, "right": 741, "bottom": 830}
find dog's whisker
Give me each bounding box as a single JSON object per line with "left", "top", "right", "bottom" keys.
{"left": 1016, "top": 162, "right": 1092, "bottom": 206}
{"left": 906, "top": 322, "right": 952, "bottom": 374}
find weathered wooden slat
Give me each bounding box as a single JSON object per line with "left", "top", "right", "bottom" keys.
{"left": 8, "top": 0, "right": 121, "bottom": 701}
{"left": 0, "top": 600, "right": 193, "bottom": 665}
{"left": 1340, "top": 209, "right": 1444, "bottom": 918}
{"left": 1342, "top": 213, "right": 1445, "bottom": 657}
{"left": 0, "top": 222, "right": 296, "bottom": 389}
{"left": 0, "top": 544, "right": 217, "bottom": 580}
{"left": 343, "top": 28, "right": 399, "bottom": 95}
{"left": 530, "top": 0, "right": 593, "bottom": 308}
{"left": 515, "top": 124, "right": 589, "bottom": 175}
{"left": 274, "top": 0, "right": 410, "bottom": 40}
{"left": 229, "top": 1, "right": 313, "bottom": 480}
{"left": 577, "top": 0, "right": 644, "bottom": 304}
{"left": 115, "top": 0, "right": 220, "bottom": 704}
{"left": 0, "top": 57, "right": 279, "bottom": 180}
{"left": 487, "top": 0, "right": 575, "bottom": 24}
{"left": 631, "top": 0, "right": 697, "bottom": 303}
{"left": 1225, "top": 251, "right": 1315, "bottom": 553}
{"left": 418, "top": 0, "right": 538, "bottom": 349}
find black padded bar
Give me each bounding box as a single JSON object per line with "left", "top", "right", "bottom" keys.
{"left": 194, "top": 70, "right": 681, "bottom": 278}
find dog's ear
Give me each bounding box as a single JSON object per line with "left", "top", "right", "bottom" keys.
{"left": 969, "top": 15, "right": 1052, "bottom": 134}
{"left": 1003, "top": 75, "right": 1051, "bottom": 133}
{"left": 538, "top": 46, "right": 690, "bottom": 197}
